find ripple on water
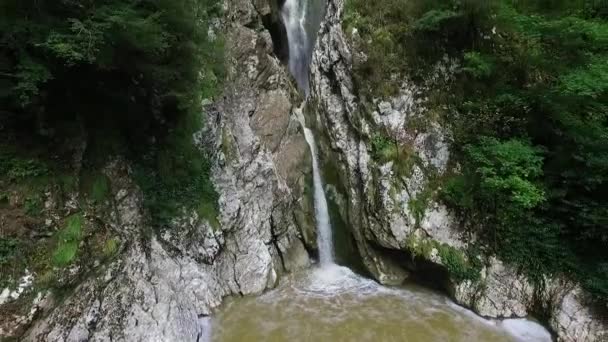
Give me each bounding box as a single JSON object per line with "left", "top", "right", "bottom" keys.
{"left": 212, "top": 266, "right": 552, "bottom": 342}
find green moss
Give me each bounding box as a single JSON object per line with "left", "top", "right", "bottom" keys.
{"left": 221, "top": 126, "right": 238, "bottom": 163}
{"left": 0, "top": 238, "right": 20, "bottom": 269}
{"left": 436, "top": 244, "right": 475, "bottom": 281}
{"left": 371, "top": 134, "right": 398, "bottom": 162}
{"left": 405, "top": 234, "right": 482, "bottom": 282}
{"left": 61, "top": 214, "right": 84, "bottom": 240}
{"left": 52, "top": 213, "right": 84, "bottom": 267}
{"left": 37, "top": 270, "right": 56, "bottom": 288}
{"left": 90, "top": 174, "right": 111, "bottom": 203}
{"left": 0, "top": 153, "right": 49, "bottom": 182}
{"left": 102, "top": 237, "right": 120, "bottom": 258}
{"left": 24, "top": 195, "right": 43, "bottom": 216}
{"left": 52, "top": 241, "right": 78, "bottom": 267}
{"left": 408, "top": 186, "right": 434, "bottom": 226}
{"left": 405, "top": 234, "right": 435, "bottom": 259}
{"left": 370, "top": 134, "right": 419, "bottom": 178}
{"left": 197, "top": 201, "right": 221, "bottom": 231}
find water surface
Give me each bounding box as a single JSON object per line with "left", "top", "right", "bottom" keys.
{"left": 213, "top": 265, "right": 551, "bottom": 342}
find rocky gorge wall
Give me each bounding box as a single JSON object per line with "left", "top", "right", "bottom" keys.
{"left": 1, "top": 0, "right": 314, "bottom": 340}
{"left": 2, "top": 0, "right": 606, "bottom": 341}
{"left": 307, "top": 0, "right": 607, "bottom": 341}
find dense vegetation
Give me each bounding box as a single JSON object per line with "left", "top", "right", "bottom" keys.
{"left": 0, "top": 0, "right": 223, "bottom": 288}
{"left": 0, "top": 0, "right": 223, "bottom": 225}
{"left": 346, "top": 0, "right": 608, "bottom": 303}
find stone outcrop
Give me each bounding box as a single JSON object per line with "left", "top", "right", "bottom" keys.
{"left": 2, "top": 0, "right": 313, "bottom": 340}
{"left": 308, "top": 0, "right": 608, "bottom": 340}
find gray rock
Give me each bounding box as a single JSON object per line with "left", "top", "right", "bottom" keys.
{"left": 18, "top": 1, "right": 313, "bottom": 340}
{"left": 309, "top": 0, "right": 607, "bottom": 340}
{"left": 377, "top": 101, "right": 392, "bottom": 116}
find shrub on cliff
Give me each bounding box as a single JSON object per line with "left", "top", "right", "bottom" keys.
{"left": 346, "top": 0, "right": 608, "bottom": 303}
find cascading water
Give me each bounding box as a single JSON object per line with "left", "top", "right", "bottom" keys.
{"left": 213, "top": 1, "right": 553, "bottom": 340}
{"left": 283, "top": 0, "right": 334, "bottom": 265}
{"left": 281, "top": 0, "right": 325, "bottom": 94}
{"left": 281, "top": 0, "right": 311, "bottom": 93}
{"left": 297, "top": 109, "right": 334, "bottom": 265}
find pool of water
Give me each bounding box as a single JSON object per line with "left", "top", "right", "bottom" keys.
{"left": 212, "top": 264, "right": 551, "bottom": 342}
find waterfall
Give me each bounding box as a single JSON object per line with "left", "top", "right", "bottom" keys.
{"left": 281, "top": 0, "right": 310, "bottom": 92}
{"left": 297, "top": 109, "right": 334, "bottom": 266}
{"left": 283, "top": 0, "right": 334, "bottom": 266}
{"left": 281, "top": 0, "right": 326, "bottom": 94}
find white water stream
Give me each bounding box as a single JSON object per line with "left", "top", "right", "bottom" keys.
{"left": 281, "top": 0, "right": 310, "bottom": 92}
{"left": 298, "top": 109, "right": 334, "bottom": 265}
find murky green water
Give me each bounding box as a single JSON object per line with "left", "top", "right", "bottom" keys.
{"left": 212, "top": 265, "right": 551, "bottom": 342}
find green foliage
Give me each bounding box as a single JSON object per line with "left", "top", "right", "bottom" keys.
{"left": 0, "top": 238, "right": 19, "bottom": 266}
{"left": 408, "top": 186, "right": 434, "bottom": 226}
{"left": 344, "top": 0, "right": 497, "bottom": 95}
{"left": 443, "top": 175, "right": 474, "bottom": 210}
{"left": 462, "top": 52, "right": 494, "bottom": 79}
{"left": 371, "top": 135, "right": 398, "bottom": 162}
{"left": 2, "top": 0, "right": 223, "bottom": 112}
{"left": 197, "top": 201, "right": 220, "bottom": 230}
{"left": 585, "top": 263, "right": 608, "bottom": 300}
{"left": 437, "top": 243, "right": 482, "bottom": 282}
{"left": 52, "top": 242, "right": 78, "bottom": 268}
{"left": 61, "top": 214, "right": 84, "bottom": 241}
{"left": 90, "top": 175, "right": 110, "bottom": 203}
{"left": 442, "top": 137, "right": 562, "bottom": 280}
{"left": 413, "top": 10, "right": 460, "bottom": 32}
{"left": 370, "top": 134, "right": 418, "bottom": 177}
{"left": 24, "top": 195, "right": 43, "bottom": 216}
{"left": 1, "top": 0, "right": 224, "bottom": 226}
{"left": 406, "top": 235, "right": 435, "bottom": 259}
{"left": 134, "top": 110, "right": 219, "bottom": 227}
{"left": 102, "top": 238, "right": 120, "bottom": 258}
{"left": 405, "top": 235, "right": 482, "bottom": 281}
{"left": 0, "top": 153, "right": 49, "bottom": 182}
{"left": 350, "top": 0, "right": 608, "bottom": 302}
{"left": 465, "top": 137, "right": 545, "bottom": 209}
{"left": 560, "top": 57, "right": 608, "bottom": 98}
{"left": 13, "top": 56, "right": 53, "bottom": 106}
{"left": 52, "top": 213, "right": 84, "bottom": 267}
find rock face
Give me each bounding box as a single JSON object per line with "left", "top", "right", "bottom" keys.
{"left": 3, "top": 0, "right": 313, "bottom": 341}
{"left": 308, "top": 0, "right": 607, "bottom": 340}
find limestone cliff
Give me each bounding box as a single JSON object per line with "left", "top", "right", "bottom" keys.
{"left": 0, "top": 0, "right": 312, "bottom": 340}
{"left": 307, "top": 0, "right": 607, "bottom": 341}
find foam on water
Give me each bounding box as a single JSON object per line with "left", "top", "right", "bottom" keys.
{"left": 213, "top": 266, "right": 553, "bottom": 341}
{"left": 501, "top": 319, "right": 553, "bottom": 342}
{"left": 300, "top": 264, "right": 378, "bottom": 295}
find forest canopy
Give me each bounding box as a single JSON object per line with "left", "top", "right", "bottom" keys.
{"left": 1, "top": 0, "right": 222, "bottom": 125}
